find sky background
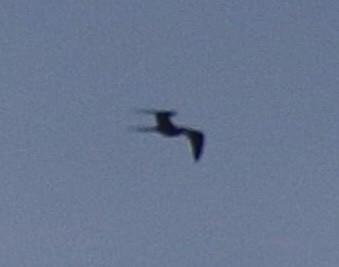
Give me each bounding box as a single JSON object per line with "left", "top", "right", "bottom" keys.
{"left": 1, "top": 1, "right": 339, "bottom": 266}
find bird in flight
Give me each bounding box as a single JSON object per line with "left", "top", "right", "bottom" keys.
{"left": 131, "top": 109, "right": 204, "bottom": 161}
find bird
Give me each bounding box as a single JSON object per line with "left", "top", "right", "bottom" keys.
{"left": 131, "top": 109, "right": 204, "bottom": 161}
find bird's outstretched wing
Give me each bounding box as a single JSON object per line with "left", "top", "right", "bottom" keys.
{"left": 184, "top": 129, "right": 204, "bottom": 161}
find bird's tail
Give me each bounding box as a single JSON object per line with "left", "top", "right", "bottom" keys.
{"left": 127, "top": 126, "right": 157, "bottom": 133}
{"left": 132, "top": 108, "right": 157, "bottom": 115}
{"left": 132, "top": 108, "right": 177, "bottom": 116}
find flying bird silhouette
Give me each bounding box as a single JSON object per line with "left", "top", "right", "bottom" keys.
{"left": 131, "top": 109, "right": 204, "bottom": 161}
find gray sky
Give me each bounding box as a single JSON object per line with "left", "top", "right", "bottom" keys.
{"left": 1, "top": 1, "right": 339, "bottom": 266}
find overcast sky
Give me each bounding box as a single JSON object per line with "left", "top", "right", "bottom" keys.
{"left": 1, "top": 1, "right": 339, "bottom": 266}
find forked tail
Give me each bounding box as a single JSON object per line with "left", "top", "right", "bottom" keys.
{"left": 127, "top": 126, "right": 157, "bottom": 133}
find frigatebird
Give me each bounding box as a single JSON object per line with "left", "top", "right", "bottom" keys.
{"left": 131, "top": 109, "right": 204, "bottom": 161}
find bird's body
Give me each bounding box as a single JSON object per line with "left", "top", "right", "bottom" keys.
{"left": 132, "top": 109, "right": 204, "bottom": 161}
{"left": 155, "top": 111, "right": 184, "bottom": 136}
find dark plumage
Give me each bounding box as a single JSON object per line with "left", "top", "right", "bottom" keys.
{"left": 132, "top": 109, "right": 204, "bottom": 161}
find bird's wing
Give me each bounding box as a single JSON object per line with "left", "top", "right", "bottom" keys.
{"left": 184, "top": 129, "right": 204, "bottom": 161}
